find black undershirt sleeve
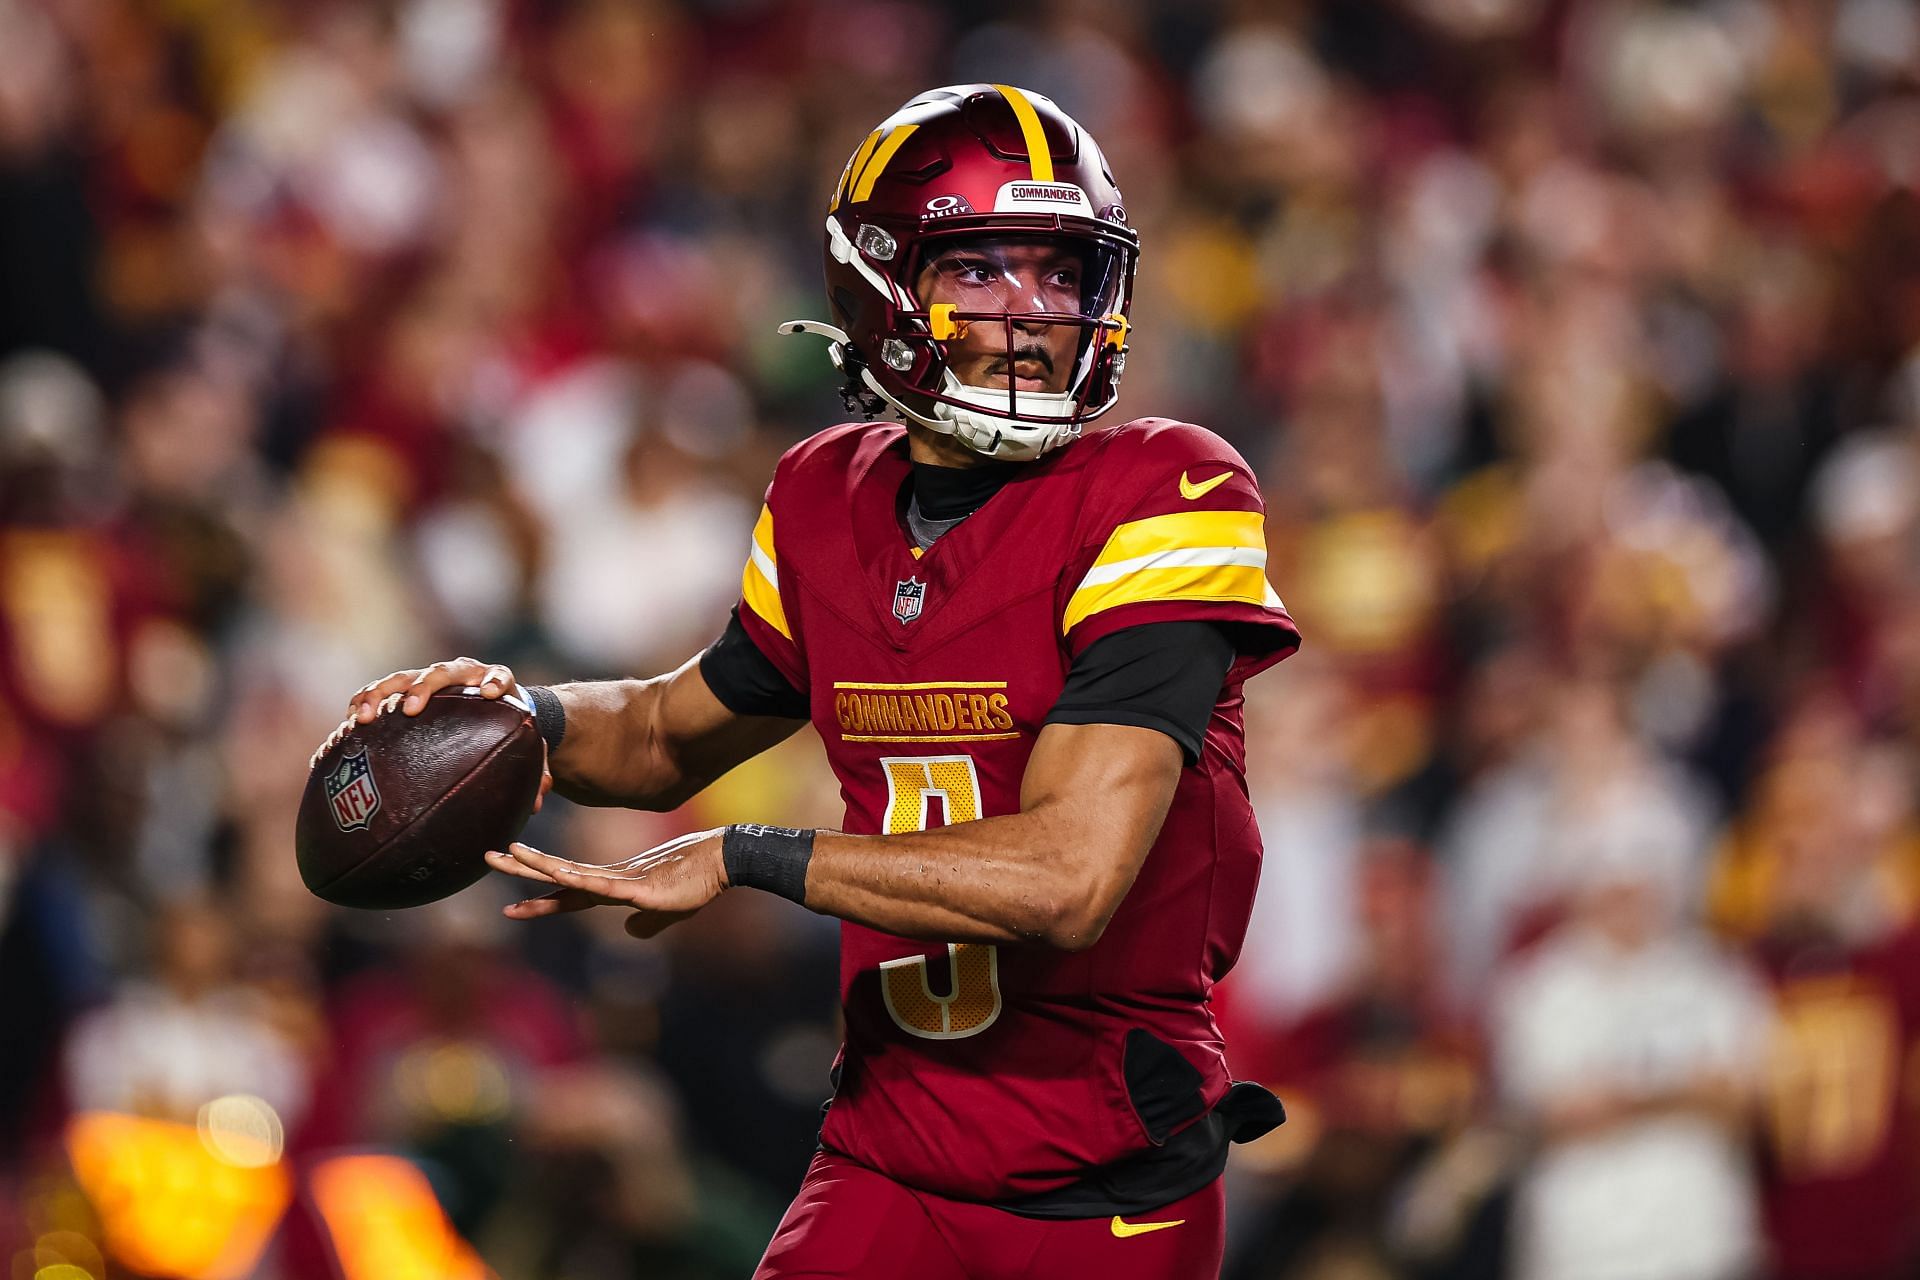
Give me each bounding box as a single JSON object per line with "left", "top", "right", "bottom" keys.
{"left": 698, "top": 606, "right": 810, "bottom": 720}
{"left": 1045, "top": 622, "right": 1237, "bottom": 766}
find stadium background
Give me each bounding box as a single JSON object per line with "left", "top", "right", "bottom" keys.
{"left": 2, "top": 0, "right": 1920, "bottom": 1276}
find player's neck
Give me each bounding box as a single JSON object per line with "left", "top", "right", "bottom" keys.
{"left": 901, "top": 423, "right": 1022, "bottom": 522}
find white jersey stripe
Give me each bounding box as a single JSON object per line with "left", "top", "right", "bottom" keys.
{"left": 1074, "top": 545, "right": 1268, "bottom": 591}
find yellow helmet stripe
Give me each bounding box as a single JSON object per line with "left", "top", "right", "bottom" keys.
{"left": 833, "top": 128, "right": 885, "bottom": 211}
{"left": 993, "top": 84, "right": 1055, "bottom": 183}
{"left": 850, "top": 123, "right": 919, "bottom": 203}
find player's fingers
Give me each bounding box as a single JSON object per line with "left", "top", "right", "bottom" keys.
{"left": 490, "top": 846, "right": 636, "bottom": 905}
{"left": 623, "top": 908, "right": 700, "bottom": 940}
{"left": 502, "top": 840, "right": 611, "bottom": 881}
{"left": 401, "top": 656, "right": 487, "bottom": 714}
{"left": 483, "top": 848, "right": 560, "bottom": 884}
{"left": 475, "top": 664, "right": 516, "bottom": 697}
{"left": 351, "top": 671, "right": 420, "bottom": 722}
{"left": 537, "top": 864, "right": 633, "bottom": 901}
{"left": 503, "top": 888, "right": 608, "bottom": 919}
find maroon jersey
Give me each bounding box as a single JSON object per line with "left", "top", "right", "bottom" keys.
{"left": 1752, "top": 923, "right": 1920, "bottom": 1278}
{"left": 732, "top": 417, "right": 1300, "bottom": 1202}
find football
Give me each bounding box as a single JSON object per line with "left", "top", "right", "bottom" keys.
{"left": 296, "top": 686, "right": 545, "bottom": 909}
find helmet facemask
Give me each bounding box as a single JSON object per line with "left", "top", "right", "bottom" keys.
{"left": 806, "top": 217, "right": 1136, "bottom": 462}
{"left": 896, "top": 233, "right": 1131, "bottom": 459}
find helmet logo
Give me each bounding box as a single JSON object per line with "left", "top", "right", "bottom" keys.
{"left": 893, "top": 577, "right": 926, "bottom": 626}
{"left": 924, "top": 194, "right": 976, "bottom": 222}
{"left": 1107, "top": 205, "right": 1127, "bottom": 223}
{"left": 994, "top": 181, "right": 1092, "bottom": 214}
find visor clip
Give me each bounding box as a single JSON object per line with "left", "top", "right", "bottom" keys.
{"left": 929, "top": 304, "right": 969, "bottom": 341}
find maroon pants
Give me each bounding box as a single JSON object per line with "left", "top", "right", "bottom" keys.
{"left": 753, "top": 1151, "right": 1226, "bottom": 1280}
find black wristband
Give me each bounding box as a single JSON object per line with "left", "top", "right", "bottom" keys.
{"left": 523, "top": 685, "right": 567, "bottom": 754}
{"left": 722, "top": 824, "right": 816, "bottom": 904}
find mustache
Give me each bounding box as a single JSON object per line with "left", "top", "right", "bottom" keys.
{"left": 986, "top": 344, "right": 1054, "bottom": 375}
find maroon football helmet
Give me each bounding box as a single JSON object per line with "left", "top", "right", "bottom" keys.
{"left": 781, "top": 84, "right": 1139, "bottom": 460}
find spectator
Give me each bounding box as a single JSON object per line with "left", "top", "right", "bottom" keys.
{"left": 1493, "top": 808, "right": 1770, "bottom": 1280}
{"left": 64, "top": 895, "right": 310, "bottom": 1129}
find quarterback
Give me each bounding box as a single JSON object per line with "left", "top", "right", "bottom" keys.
{"left": 344, "top": 85, "right": 1299, "bottom": 1278}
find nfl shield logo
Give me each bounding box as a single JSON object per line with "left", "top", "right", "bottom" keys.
{"left": 325, "top": 741, "right": 382, "bottom": 832}
{"left": 893, "top": 576, "right": 926, "bottom": 626}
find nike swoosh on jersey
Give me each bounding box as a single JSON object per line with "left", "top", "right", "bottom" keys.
{"left": 1110, "top": 1216, "right": 1186, "bottom": 1238}
{"left": 1178, "top": 470, "right": 1233, "bottom": 500}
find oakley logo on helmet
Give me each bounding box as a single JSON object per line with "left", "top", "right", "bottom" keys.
{"left": 994, "top": 181, "right": 1093, "bottom": 214}
{"left": 924, "top": 194, "right": 976, "bottom": 221}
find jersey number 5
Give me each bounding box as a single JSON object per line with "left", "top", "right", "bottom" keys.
{"left": 878, "top": 756, "right": 1003, "bottom": 1040}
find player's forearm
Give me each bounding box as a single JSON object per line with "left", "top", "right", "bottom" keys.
{"left": 801, "top": 808, "right": 1137, "bottom": 950}
{"left": 547, "top": 676, "right": 693, "bottom": 809}
{"left": 548, "top": 656, "right": 801, "bottom": 810}
{"left": 791, "top": 724, "right": 1180, "bottom": 950}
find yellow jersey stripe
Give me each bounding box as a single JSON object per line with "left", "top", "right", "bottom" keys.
{"left": 834, "top": 681, "right": 1009, "bottom": 691}
{"left": 851, "top": 124, "right": 919, "bottom": 203}
{"left": 993, "top": 85, "right": 1055, "bottom": 183}
{"left": 742, "top": 505, "right": 790, "bottom": 638}
{"left": 835, "top": 128, "right": 885, "bottom": 210}
{"left": 742, "top": 557, "right": 791, "bottom": 639}
{"left": 1063, "top": 562, "right": 1272, "bottom": 633}
{"left": 1090, "top": 509, "right": 1265, "bottom": 569}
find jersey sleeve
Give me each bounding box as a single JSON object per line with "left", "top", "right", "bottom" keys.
{"left": 734, "top": 498, "right": 809, "bottom": 692}
{"left": 1062, "top": 424, "right": 1301, "bottom": 682}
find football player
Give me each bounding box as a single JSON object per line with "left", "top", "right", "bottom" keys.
{"left": 343, "top": 85, "right": 1300, "bottom": 1279}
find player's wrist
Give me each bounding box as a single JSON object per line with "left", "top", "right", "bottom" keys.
{"left": 720, "top": 824, "right": 815, "bottom": 904}
{"left": 523, "top": 684, "right": 567, "bottom": 755}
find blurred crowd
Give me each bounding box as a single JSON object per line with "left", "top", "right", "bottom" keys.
{"left": 2, "top": 0, "right": 1919, "bottom": 1277}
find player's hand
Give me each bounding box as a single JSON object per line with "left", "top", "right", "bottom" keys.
{"left": 338, "top": 657, "right": 555, "bottom": 812}
{"left": 483, "top": 829, "right": 728, "bottom": 939}
{"left": 347, "top": 656, "right": 520, "bottom": 721}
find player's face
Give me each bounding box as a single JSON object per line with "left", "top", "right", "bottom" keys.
{"left": 914, "top": 237, "right": 1089, "bottom": 396}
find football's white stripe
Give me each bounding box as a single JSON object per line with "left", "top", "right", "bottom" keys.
{"left": 749, "top": 540, "right": 779, "bottom": 589}
{"left": 1075, "top": 545, "right": 1268, "bottom": 591}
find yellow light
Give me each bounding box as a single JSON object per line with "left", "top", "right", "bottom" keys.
{"left": 33, "top": 1231, "right": 102, "bottom": 1275}
{"left": 34, "top": 1265, "right": 94, "bottom": 1280}
{"left": 195, "top": 1095, "right": 284, "bottom": 1168}
{"left": 310, "top": 1155, "right": 493, "bottom": 1280}
{"left": 394, "top": 1043, "right": 511, "bottom": 1125}
{"left": 65, "top": 1111, "right": 291, "bottom": 1280}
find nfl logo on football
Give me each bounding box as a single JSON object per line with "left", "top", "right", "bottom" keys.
{"left": 893, "top": 576, "right": 926, "bottom": 626}
{"left": 325, "top": 742, "right": 382, "bottom": 831}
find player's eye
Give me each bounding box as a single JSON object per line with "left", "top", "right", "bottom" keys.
{"left": 943, "top": 258, "right": 996, "bottom": 284}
